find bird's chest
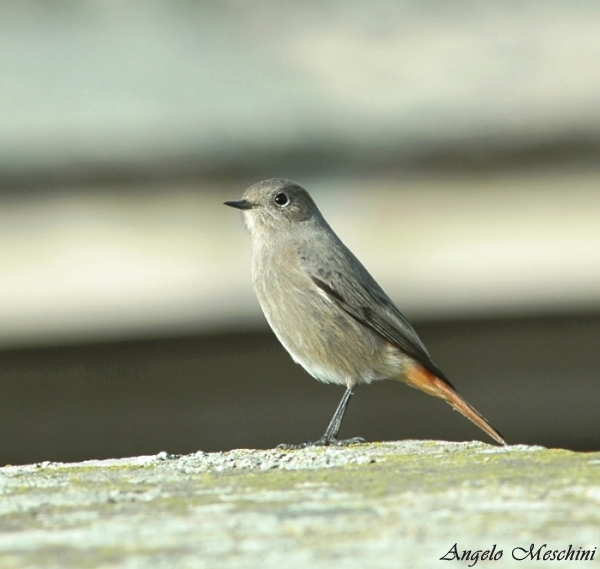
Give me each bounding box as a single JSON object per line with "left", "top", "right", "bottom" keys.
{"left": 252, "top": 248, "right": 338, "bottom": 347}
{"left": 251, "top": 247, "right": 390, "bottom": 384}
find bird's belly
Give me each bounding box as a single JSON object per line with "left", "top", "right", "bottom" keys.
{"left": 257, "top": 281, "right": 407, "bottom": 386}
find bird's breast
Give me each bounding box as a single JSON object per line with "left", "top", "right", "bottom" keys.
{"left": 251, "top": 246, "right": 405, "bottom": 385}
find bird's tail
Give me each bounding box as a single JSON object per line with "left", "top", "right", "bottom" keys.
{"left": 403, "top": 363, "right": 506, "bottom": 445}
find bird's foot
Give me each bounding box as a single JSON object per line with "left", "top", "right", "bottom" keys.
{"left": 276, "top": 436, "right": 365, "bottom": 450}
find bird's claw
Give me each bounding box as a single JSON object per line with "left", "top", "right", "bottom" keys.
{"left": 276, "top": 436, "right": 365, "bottom": 450}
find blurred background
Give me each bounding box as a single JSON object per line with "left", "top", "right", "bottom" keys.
{"left": 1, "top": 1, "right": 599, "bottom": 465}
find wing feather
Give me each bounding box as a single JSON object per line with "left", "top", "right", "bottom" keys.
{"left": 304, "top": 261, "right": 453, "bottom": 388}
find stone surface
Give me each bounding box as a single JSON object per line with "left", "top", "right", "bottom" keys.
{"left": 0, "top": 441, "right": 598, "bottom": 568}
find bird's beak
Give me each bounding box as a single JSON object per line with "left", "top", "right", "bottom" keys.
{"left": 224, "top": 199, "right": 253, "bottom": 210}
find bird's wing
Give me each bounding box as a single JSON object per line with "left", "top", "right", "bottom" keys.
{"left": 299, "top": 248, "right": 453, "bottom": 386}
{"left": 297, "top": 242, "right": 511, "bottom": 445}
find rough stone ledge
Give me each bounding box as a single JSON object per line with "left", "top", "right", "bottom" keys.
{"left": 0, "top": 441, "right": 598, "bottom": 569}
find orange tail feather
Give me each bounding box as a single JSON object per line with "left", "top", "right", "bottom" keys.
{"left": 404, "top": 363, "right": 506, "bottom": 445}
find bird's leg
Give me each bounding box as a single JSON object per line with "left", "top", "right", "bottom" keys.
{"left": 277, "top": 388, "right": 364, "bottom": 449}
{"left": 318, "top": 388, "right": 358, "bottom": 444}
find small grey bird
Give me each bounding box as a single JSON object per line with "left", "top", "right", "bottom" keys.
{"left": 225, "top": 179, "right": 505, "bottom": 447}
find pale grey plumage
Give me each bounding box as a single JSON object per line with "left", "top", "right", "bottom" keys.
{"left": 225, "top": 179, "right": 505, "bottom": 447}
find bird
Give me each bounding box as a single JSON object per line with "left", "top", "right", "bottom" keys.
{"left": 225, "top": 178, "right": 505, "bottom": 447}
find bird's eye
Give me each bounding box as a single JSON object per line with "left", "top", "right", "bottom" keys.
{"left": 274, "top": 192, "right": 289, "bottom": 207}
